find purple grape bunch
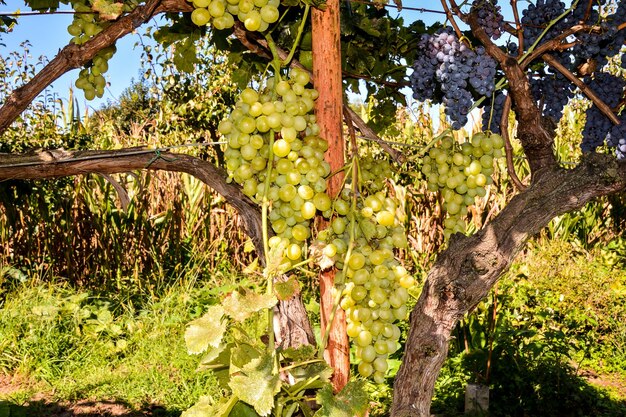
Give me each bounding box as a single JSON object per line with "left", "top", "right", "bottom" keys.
{"left": 581, "top": 73, "right": 626, "bottom": 157}
{"left": 471, "top": 0, "right": 504, "bottom": 40}
{"left": 410, "top": 27, "right": 497, "bottom": 130}
{"left": 470, "top": 46, "right": 497, "bottom": 96}
{"left": 521, "top": 0, "right": 568, "bottom": 47}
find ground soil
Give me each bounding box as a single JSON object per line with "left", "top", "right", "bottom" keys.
{"left": 0, "top": 374, "right": 170, "bottom": 417}
{"left": 1, "top": 370, "right": 625, "bottom": 417}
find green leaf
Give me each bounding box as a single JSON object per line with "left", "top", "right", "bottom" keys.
{"left": 229, "top": 354, "right": 281, "bottom": 416}
{"left": 274, "top": 277, "right": 300, "bottom": 301}
{"left": 182, "top": 395, "right": 239, "bottom": 417}
{"left": 243, "top": 239, "right": 255, "bottom": 253}
{"left": 222, "top": 289, "right": 277, "bottom": 322}
{"left": 302, "top": 0, "right": 327, "bottom": 9}
{"left": 184, "top": 305, "right": 227, "bottom": 354}
{"left": 197, "top": 344, "right": 227, "bottom": 370}
{"left": 230, "top": 343, "right": 262, "bottom": 374}
{"left": 181, "top": 396, "right": 214, "bottom": 417}
{"left": 92, "top": 0, "right": 124, "bottom": 20}
{"left": 314, "top": 381, "right": 369, "bottom": 417}
{"left": 173, "top": 36, "right": 200, "bottom": 73}
{"left": 243, "top": 258, "right": 259, "bottom": 275}
{"left": 24, "top": 0, "right": 59, "bottom": 11}
{"left": 290, "top": 361, "right": 333, "bottom": 385}
{"left": 229, "top": 401, "right": 260, "bottom": 417}
{"left": 281, "top": 344, "right": 317, "bottom": 362}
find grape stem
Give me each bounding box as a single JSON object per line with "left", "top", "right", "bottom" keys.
{"left": 500, "top": 94, "right": 527, "bottom": 191}
{"left": 280, "top": 358, "right": 325, "bottom": 373}
{"left": 542, "top": 53, "right": 620, "bottom": 125}
{"left": 281, "top": 4, "right": 311, "bottom": 67}
{"left": 440, "top": 0, "right": 466, "bottom": 44}
{"left": 319, "top": 284, "right": 345, "bottom": 358}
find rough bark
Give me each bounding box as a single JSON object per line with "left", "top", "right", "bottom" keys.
{"left": 312, "top": 0, "right": 350, "bottom": 392}
{"left": 391, "top": 154, "right": 626, "bottom": 417}
{"left": 0, "top": 148, "right": 314, "bottom": 348}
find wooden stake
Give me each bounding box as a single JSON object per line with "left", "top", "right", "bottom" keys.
{"left": 312, "top": 0, "right": 350, "bottom": 392}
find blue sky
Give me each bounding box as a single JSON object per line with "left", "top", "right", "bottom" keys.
{"left": 0, "top": 3, "right": 154, "bottom": 110}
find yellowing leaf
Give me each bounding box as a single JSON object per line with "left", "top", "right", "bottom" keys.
{"left": 91, "top": 0, "right": 123, "bottom": 20}
{"left": 243, "top": 258, "right": 259, "bottom": 275}
{"left": 184, "top": 305, "right": 227, "bottom": 354}
{"left": 309, "top": 240, "right": 335, "bottom": 270}
{"left": 197, "top": 344, "right": 227, "bottom": 370}
{"left": 243, "top": 239, "right": 255, "bottom": 253}
{"left": 181, "top": 395, "right": 238, "bottom": 417}
{"left": 222, "top": 289, "right": 277, "bottom": 322}
{"left": 229, "top": 354, "right": 281, "bottom": 416}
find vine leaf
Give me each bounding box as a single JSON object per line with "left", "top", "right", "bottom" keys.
{"left": 92, "top": 0, "right": 124, "bottom": 20}
{"left": 24, "top": 0, "right": 60, "bottom": 11}
{"left": 301, "top": 0, "right": 327, "bottom": 9}
{"left": 281, "top": 345, "right": 317, "bottom": 362}
{"left": 197, "top": 344, "right": 227, "bottom": 369}
{"left": 290, "top": 361, "right": 333, "bottom": 386}
{"left": 180, "top": 395, "right": 213, "bottom": 417}
{"left": 184, "top": 305, "right": 227, "bottom": 354}
{"left": 222, "top": 289, "right": 277, "bottom": 322}
{"left": 181, "top": 395, "right": 239, "bottom": 417}
{"left": 309, "top": 240, "right": 335, "bottom": 270}
{"left": 314, "top": 381, "right": 369, "bottom": 417}
{"left": 229, "top": 354, "right": 281, "bottom": 416}
{"left": 173, "top": 36, "right": 200, "bottom": 73}
{"left": 229, "top": 401, "right": 260, "bottom": 417}
{"left": 274, "top": 276, "right": 300, "bottom": 301}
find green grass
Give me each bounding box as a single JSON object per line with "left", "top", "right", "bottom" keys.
{"left": 0, "top": 271, "right": 260, "bottom": 414}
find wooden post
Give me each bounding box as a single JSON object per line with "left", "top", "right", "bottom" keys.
{"left": 312, "top": 0, "right": 350, "bottom": 392}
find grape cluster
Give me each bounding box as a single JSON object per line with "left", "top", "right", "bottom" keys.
{"left": 220, "top": 68, "right": 330, "bottom": 267}
{"left": 66, "top": 1, "right": 118, "bottom": 100}
{"left": 470, "top": 47, "right": 498, "bottom": 96}
{"left": 607, "top": 116, "right": 626, "bottom": 160}
{"left": 187, "top": 0, "right": 280, "bottom": 31}
{"left": 530, "top": 71, "right": 574, "bottom": 121}
{"left": 421, "top": 132, "right": 504, "bottom": 239}
{"left": 67, "top": 1, "right": 104, "bottom": 45}
{"left": 315, "top": 157, "right": 413, "bottom": 384}
{"left": 74, "top": 46, "right": 116, "bottom": 100}
{"left": 581, "top": 72, "right": 626, "bottom": 154}
{"left": 596, "top": 3, "right": 626, "bottom": 68}
{"left": 410, "top": 27, "right": 497, "bottom": 130}
{"left": 521, "top": 0, "right": 567, "bottom": 47}
{"left": 471, "top": 0, "right": 504, "bottom": 40}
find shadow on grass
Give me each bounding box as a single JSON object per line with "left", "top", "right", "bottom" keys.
{"left": 0, "top": 399, "right": 182, "bottom": 417}
{"left": 433, "top": 351, "right": 626, "bottom": 417}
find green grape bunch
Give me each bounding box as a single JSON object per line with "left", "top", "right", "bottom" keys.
{"left": 73, "top": 45, "right": 116, "bottom": 100}
{"left": 316, "top": 156, "right": 416, "bottom": 384}
{"left": 66, "top": 0, "right": 127, "bottom": 100}
{"left": 67, "top": 0, "right": 103, "bottom": 45}
{"left": 220, "top": 68, "right": 331, "bottom": 270}
{"left": 421, "top": 132, "right": 504, "bottom": 239}
{"left": 187, "top": 0, "right": 280, "bottom": 31}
